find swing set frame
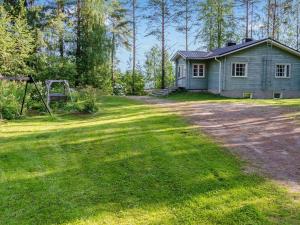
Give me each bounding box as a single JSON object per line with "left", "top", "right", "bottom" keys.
{"left": 0, "top": 75, "right": 52, "bottom": 116}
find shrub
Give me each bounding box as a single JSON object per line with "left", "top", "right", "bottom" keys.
{"left": 0, "top": 81, "right": 23, "bottom": 120}
{"left": 62, "top": 87, "right": 99, "bottom": 114}
{"left": 79, "top": 87, "right": 99, "bottom": 113}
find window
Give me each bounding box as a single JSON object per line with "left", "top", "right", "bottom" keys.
{"left": 193, "top": 64, "right": 205, "bottom": 77}
{"left": 178, "top": 65, "right": 186, "bottom": 78}
{"left": 275, "top": 64, "right": 291, "bottom": 78}
{"left": 243, "top": 92, "right": 253, "bottom": 99}
{"left": 273, "top": 92, "right": 282, "bottom": 99}
{"left": 232, "top": 63, "right": 247, "bottom": 77}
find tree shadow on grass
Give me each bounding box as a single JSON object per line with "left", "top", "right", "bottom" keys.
{"left": 0, "top": 103, "right": 299, "bottom": 225}
{"left": 0, "top": 142, "right": 268, "bottom": 225}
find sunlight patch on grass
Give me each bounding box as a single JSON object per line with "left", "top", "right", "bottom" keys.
{"left": 0, "top": 96, "right": 299, "bottom": 225}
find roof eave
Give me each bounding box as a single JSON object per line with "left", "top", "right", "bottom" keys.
{"left": 171, "top": 52, "right": 186, "bottom": 61}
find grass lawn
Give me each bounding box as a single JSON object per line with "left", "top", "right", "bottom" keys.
{"left": 1, "top": 96, "right": 300, "bottom": 225}
{"left": 163, "top": 91, "right": 300, "bottom": 108}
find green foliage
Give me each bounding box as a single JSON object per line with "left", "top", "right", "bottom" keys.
{"left": 78, "top": 87, "right": 99, "bottom": 113}
{"left": 0, "top": 80, "right": 48, "bottom": 119}
{"left": 196, "top": 0, "right": 237, "bottom": 50}
{"left": 76, "top": 0, "right": 111, "bottom": 90}
{"left": 64, "top": 87, "right": 99, "bottom": 114}
{"left": 0, "top": 81, "right": 23, "bottom": 119}
{"left": 33, "top": 54, "right": 77, "bottom": 85}
{"left": 0, "top": 5, "right": 34, "bottom": 75}
{"left": 144, "top": 45, "right": 174, "bottom": 89}
{"left": 121, "top": 70, "right": 145, "bottom": 95}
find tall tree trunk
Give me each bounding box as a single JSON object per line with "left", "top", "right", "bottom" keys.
{"left": 57, "top": 0, "right": 64, "bottom": 58}
{"left": 250, "top": 1, "right": 253, "bottom": 38}
{"left": 161, "top": 0, "right": 165, "bottom": 89}
{"left": 217, "top": 2, "right": 221, "bottom": 48}
{"left": 267, "top": 0, "right": 270, "bottom": 37}
{"left": 272, "top": 0, "right": 277, "bottom": 39}
{"left": 132, "top": 0, "right": 136, "bottom": 94}
{"left": 75, "top": 0, "right": 82, "bottom": 87}
{"left": 297, "top": 1, "right": 300, "bottom": 50}
{"left": 245, "top": 0, "right": 249, "bottom": 38}
{"left": 185, "top": 0, "right": 188, "bottom": 51}
{"left": 111, "top": 32, "right": 115, "bottom": 90}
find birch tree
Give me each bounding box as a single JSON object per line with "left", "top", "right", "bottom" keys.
{"left": 197, "top": 0, "right": 236, "bottom": 50}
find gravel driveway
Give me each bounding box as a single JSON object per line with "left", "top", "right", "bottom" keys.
{"left": 129, "top": 96, "right": 300, "bottom": 193}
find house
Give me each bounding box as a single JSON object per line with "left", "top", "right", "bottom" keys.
{"left": 171, "top": 38, "right": 300, "bottom": 98}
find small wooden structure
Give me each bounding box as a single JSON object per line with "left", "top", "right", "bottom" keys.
{"left": 45, "top": 80, "right": 71, "bottom": 107}
{"left": 0, "top": 75, "right": 52, "bottom": 115}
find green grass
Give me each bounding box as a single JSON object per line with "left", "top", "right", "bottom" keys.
{"left": 0, "top": 96, "right": 300, "bottom": 225}
{"left": 164, "top": 91, "right": 300, "bottom": 108}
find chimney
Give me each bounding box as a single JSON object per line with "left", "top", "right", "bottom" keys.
{"left": 226, "top": 40, "right": 236, "bottom": 47}
{"left": 243, "top": 38, "right": 254, "bottom": 43}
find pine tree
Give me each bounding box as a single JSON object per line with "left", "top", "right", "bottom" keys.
{"left": 0, "top": 5, "right": 34, "bottom": 75}
{"left": 144, "top": 0, "right": 172, "bottom": 89}
{"left": 107, "top": 0, "right": 131, "bottom": 91}
{"left": 172, "top": 0, "right": 196, "bottom": 50}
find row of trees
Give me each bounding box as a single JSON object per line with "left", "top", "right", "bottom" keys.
{"left": 1, "top": 0, "right": 300, "bottom": 92}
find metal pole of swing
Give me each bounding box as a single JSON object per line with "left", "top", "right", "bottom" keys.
{"left": 20, "top": 80, "right": 28, "bottom": 115}
{"left": 29, "top": 76, "right": 52, "bottom": 116}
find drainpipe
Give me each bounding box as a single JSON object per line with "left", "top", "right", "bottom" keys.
{"left": 214, "top": 57, "right": 222, "bottom": 94}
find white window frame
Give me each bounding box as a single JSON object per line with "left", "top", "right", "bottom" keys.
{"left": 192, "top": 64, "right": 206, "bottom": 78}
{"left": 178, "top": 64, "right": 186, "bottom": 78}
{"left": 231, "top": 62, "right": 248, "bottom": 78}
{"left": 275, "top": 64, "right": 291, "bottom": 79}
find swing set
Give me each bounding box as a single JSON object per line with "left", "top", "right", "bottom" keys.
{"left": 0, "top": 75, "right": 52, "bottom": 116}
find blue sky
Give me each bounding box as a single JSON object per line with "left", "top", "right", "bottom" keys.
{"left": 116, "top": 0, "right": 260, "bottom": 72}
{"left": 35, "top": 0, "right": 265, "bottom": 72}
{"left": 117, "top": 1, "right": 201, "bottom": 72}
{"left": 117, "top": 25, "right": 190, "bottom": 72}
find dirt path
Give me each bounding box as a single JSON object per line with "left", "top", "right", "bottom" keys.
{"left": 129, "top": 96, "right": 300, "bottom": 193}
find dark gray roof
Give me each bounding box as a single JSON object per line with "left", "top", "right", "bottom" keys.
{"left": 172, "top": 38, "right": 300, "bottom": 60}
{"left": 206, "top": 38, "right": 268, "bottom": 58}
{"left": 177, "top": 51, "right": 208, "bottom": 59}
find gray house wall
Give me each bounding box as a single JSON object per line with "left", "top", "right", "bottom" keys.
{"left": 175, "top": 42, "right": 300, "bottom": 98}
{"left": 188, "top": 60, "right": 208, "bottom": 90}
{"left": 207, "top": 59, "right": 221, "bottom": 93}
{"left": 222, "top": 43, "right": 300, "bottom": 98}
{"left": 176, "top": 57, "right": 187, "bottom": 88}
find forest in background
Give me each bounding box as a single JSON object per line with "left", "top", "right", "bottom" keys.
{"left": 1, "top": 0, "right": 300, "bottom": 94}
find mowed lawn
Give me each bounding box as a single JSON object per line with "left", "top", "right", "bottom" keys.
{"left": 1, "top": 97, "right": 300, "bottom": 225}
{"left": 163, "top": 91, "right": 300, "bottom": 108}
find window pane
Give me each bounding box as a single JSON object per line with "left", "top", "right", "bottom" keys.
{"left": 276, "top": 64, "right": 290, "bottom": 78}
{"left": 193, "top": 65, "right": 198, "bottom": 76}
{"left": 234, "top": 64, "right": 246, "bottom": 77}
{"left": 199, "top": 65, "right": 204, "bottom": 77}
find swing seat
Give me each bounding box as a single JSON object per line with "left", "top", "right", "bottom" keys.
{"left": 49, "top": 93, "right": 68, "bottom": 102}
{"left": 46, "top": 80, "right": 72, "bottom": 108}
